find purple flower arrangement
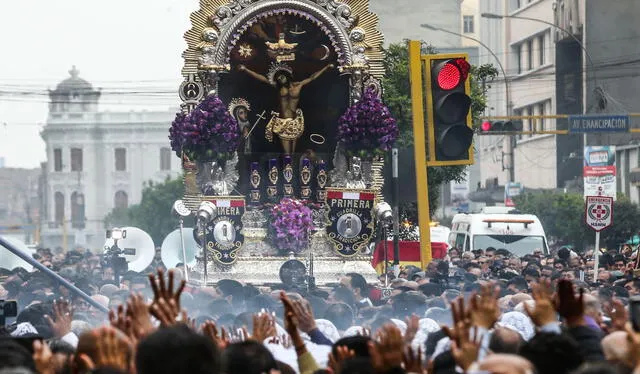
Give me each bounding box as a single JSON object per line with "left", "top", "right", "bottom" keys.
{"left": 270, "top": 198, "right": 313, "bottom": 254}
{"left": 337, "top": 88, "right": 398, "bottom": 159}
{"left": 168, "top": 96, "right": 240, "bottom": 162}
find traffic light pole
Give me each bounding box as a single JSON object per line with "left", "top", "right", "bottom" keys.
{"left": 408, "top": 41, "right": 432, "bottom": 269}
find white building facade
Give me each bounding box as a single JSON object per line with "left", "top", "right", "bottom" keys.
{"left": 477, "top": 0, "right": 558, "bottom": 189}
{"left": 40, "top": 68, "right": 180, "bottom": 250}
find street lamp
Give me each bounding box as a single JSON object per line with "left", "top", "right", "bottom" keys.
{"left": 420, "top": 23, "right": 515, "bottom": 182}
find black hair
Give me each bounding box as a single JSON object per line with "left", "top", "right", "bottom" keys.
{"left": 558, "top": 248, "right": 571, "bottom": 261}
{"left": 324, "top": 302, "right": 355, "bottom": 331}
{"left": 48, "top": 339, "right": 75, "bottom": 355}
{"left": 519, "top": 332, "right": 584, "bottom": 374}
{"left": 489, "top": 327, "right": 525, "bottom": 354}
{"left": 221, "top": 341, "right": 277, "bottom": 374}
{"left": 346, "top": 273, "right": 369, "bottom": 296}
{"left": 332, "top": 335, "right": 372, "bottom": 358}
{"left": 217, "top": 279, "right": 243, "bottom": 297}
{"left": 276, "top": 360, "right": 296, "bottom": 374}
{"left": 523, "top": 267, "right": 541, "bottom": 278}
{"left": 332, "top": 287, "right": 356, "bottom": 307}
{"left": 495, "top": 248, "right": 511, "bottom": 257}
{"left": 206, "top": 299, "right": 233, "bottom": 318}
{"left": 508, "top": 276, "right": 529, "bottom": 292}
{"left": 0, "top": 338, "right": 37, "bottom": 371}
{"left": 136, "top": 324, "right": 220, "bottom": 374}
{"left": 419, "top": 282, "right": 443, "bottom": 297}
{"left": 339, "top": 357, "right": 376, "bottom": 374}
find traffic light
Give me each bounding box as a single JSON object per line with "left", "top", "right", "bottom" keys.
{"left": 480, "top": 120, "right": 524, "bottom": 133}
{"left": 425, "top": 54, "right": 474, "bottom": 166}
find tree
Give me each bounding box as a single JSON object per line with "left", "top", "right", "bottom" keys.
{"left": 514, "top": 192, "right": 640, "bottom": 250}
{"left": 382, "top": 41, "right": 498, "bottom": 216}
{"left": 105, "top": 177, "right": 185, "bottom": 246}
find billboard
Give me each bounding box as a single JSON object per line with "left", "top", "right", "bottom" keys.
{"left": 583, "top": 146, "right": 616, "bottom": 200}
{"left": 504, "top": 182, "right": 523, "bottom": 207}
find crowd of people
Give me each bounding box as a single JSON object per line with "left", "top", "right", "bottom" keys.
{"left": 1, "top": 244, "right": 640, "bottom": 374}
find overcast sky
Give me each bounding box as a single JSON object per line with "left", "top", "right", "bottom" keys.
{"left": 0, "top": 0, "right": 199, "bottom": 168}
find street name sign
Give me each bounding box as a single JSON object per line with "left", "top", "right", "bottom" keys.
{"left": 585, "top": 195, "right": 613, "bottom": 232}
{"left": 569, "top": 114, "right": 629, "bottom": 133}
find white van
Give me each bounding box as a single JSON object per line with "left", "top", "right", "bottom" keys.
{"left": 448, "top": 213, "right": 549, "bottom": 256}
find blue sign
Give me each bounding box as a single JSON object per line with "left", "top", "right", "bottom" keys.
{"left": 568, "top": 114, "right": 629, "bottom": 133}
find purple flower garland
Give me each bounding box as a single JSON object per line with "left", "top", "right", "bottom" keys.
{"left": 168, "top": 96, "right": 240, "bottom": 162}
{"left": 337, "top": 88, "right": 398, "bottom": 158}
{"left": 270, "top": 198, "right": 313, "bottom": 253}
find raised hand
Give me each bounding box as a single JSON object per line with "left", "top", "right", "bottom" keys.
{"left": 451, "top": 326, "right": 483, "bottom": 372}
{"left": 252, "top": 312, "right": 276, "bottom": 342}
{"left": 45, "top": 299, "right": 73, "bottom": 338}
{"left": 524, "top": 278, "right": 557, "bottom": 327}
{"left": 292, "top": 300, "right": 316, "bottom": 334}
{"left": 201, "top": 321, "right": 230, "bottom": 350}
{"left": 469, "top": 283, "right": 500, "bottom": 329}
{"left": 33, "top": 340, "right": 55, "bottom": 374}
{"left": 280, "top": 292, "right": 306, "bottom": 354}
{"left": 148, "top": 268, "right": 186, "bottom": 311}
{"left": 403, "top": 346, "right": 424, "bottom": 374}
{"left": 604, "top": 298, "right": 628, "bottom": 332}
{"left": 126, "top": 293, "right": 155, "bottom": 339}
{"left": 404, "top": 314, "right": 420, "bottom": 345}
{"left": 109, "top": 304, "right": 128, "bottom": 334}
{"left": 442, "top": 297, "right": 471, "bottom": 343}
{"left": 77, "top": 327, "right": 132, "bottom": 373}
{"left": 149, "top": 297, "right": 185, "bottom": 327}
{"left": 554, "top": 279, "right": 585, "bottom": 326}
{"left": 373, "top": 324, "right": 404, "bottom": 371}
{"left": 328, "top": 345, "right": 355, "bottom": 374}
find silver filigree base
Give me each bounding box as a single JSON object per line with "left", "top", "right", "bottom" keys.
{"left": 188, "top": 255, "right": 379, "bottom": 286}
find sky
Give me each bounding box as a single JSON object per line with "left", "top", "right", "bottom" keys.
{"left": 0, "top": 0, "right": 200, "bottom": 168}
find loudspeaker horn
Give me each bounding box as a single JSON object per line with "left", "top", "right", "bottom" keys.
{"left": 0, "top": 236, "right": 35, "bottom": 271}
{"left": 161, "top": 228, "right": 198, "bottom": 269}
{"left": 104, "top": 227, "right": 155, "bottom": 273}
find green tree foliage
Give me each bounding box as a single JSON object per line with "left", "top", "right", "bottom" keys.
{"left": 105, "top": 177, "right": 185, "bottom": 246}
{"left": 514, "top": 192, "right": 640, "bottom": 250}
{"left": 382, "top": 41, "right": 498, "bottom": 215}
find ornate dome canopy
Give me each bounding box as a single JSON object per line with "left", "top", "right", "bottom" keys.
{"left": 53, "top": 66, "right": 94, "bottom": 92}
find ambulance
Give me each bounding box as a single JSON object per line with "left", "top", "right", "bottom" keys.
{"left": 448, "top": 211, "right": 549, "bottom": 256}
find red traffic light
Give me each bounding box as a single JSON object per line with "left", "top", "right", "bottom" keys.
{"left": 437, "top": 62, "right": 461, "bottom": 90}
{"left": 479, "top": 120, "right": 524, "bottom": 132}
{"left": 433, "top": 59, "right": 471, "bottom": 90}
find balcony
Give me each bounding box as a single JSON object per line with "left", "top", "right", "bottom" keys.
{"left": 629, "top": 168, "right": 640, "bottom": 185}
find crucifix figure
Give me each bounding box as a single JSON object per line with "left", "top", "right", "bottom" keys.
{"left": 237, "top": 62, "right": 334, "bottom": 154}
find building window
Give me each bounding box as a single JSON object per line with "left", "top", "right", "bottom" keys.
{"left": 538, "top": 34, "right": 546, "bottom": 66}
{"left": 115, "top": 191, "right": 128, "bottom": 210}
{"left": 516, "top": 45, "right": 523, "bottom": 74}
{"left": 527, "top": 39, "right": 534, "bottom": 70}
{"left": 54, "top": 148, "right": 63, "bottom": 172}
{"left": 115, "top": 148, "right": 127, "bottom": 171}
{"left": 70, "top": 148, "right": 83, "bottom": 172}
{"left": 70, "top": 192, "right": 85, "bottom": 229}
{"left": 54, "top": 192, "right": 64, "bottom": 225}
{"left": 160, "top": 147, "right": 172, "bottom": 171}
{"left": 463, "top": 16, "right": 474, "bottom": 33}
{"left": 538, "top": 103, "right": 546, "bottom": 131}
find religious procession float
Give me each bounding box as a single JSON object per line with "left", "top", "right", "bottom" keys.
{"left": 169, "top": 0, "right": 397, "bottom": 285}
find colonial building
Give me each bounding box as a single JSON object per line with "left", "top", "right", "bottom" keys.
{"left": 477, "top": 0, "right": 558, "bottom": 190}
{"left": 39, "top": 67, "right": 180, "bottom": 250}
